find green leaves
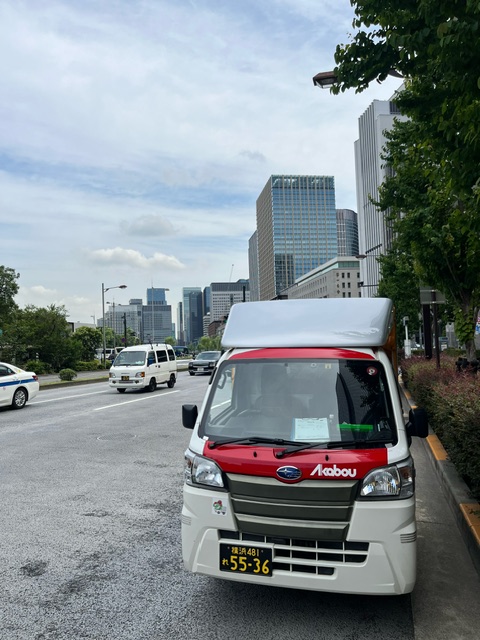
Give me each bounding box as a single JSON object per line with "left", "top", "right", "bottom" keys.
{"left": 331, "top": 1, "right": 480, "bottom": 353}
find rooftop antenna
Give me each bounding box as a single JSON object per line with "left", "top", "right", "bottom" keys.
{"left": 229, "top": 264, "right": 234, "bottom": 282}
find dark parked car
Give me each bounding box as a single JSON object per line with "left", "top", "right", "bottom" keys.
{"left": 188, "top": 351, "right": 222, "bottom": 376}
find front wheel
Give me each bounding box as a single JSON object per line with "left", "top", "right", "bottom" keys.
{"left": 189, "top": 371, "right": 195, "bottom": 376}
{"left": 167, "top": 375, "right": 176, "bottom": 388}
{"left": 117, "top": 388, "right": 126, "bottom": 393}
{"left": 148, "top": 377, "right": 157, "bottom": 392}
{"left": 12, "top": 387, "right": 28, "bottom": 409}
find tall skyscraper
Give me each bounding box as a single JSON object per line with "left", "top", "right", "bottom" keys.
{"left": 248, "top": 231, "right": 260, "bottom": 302}
{"left": 144, "top": 287, "right": 172, "bottom": 342}
{"left": 354, "top": 98, "right": 404, "bottom": 294}
{"left": 177, "top": 302, "right": 184, "bottom": 344}
{"left": 182, "top": 287, "right": 202, "bottom": 345}
{"left": 336, "top": 209, "right": 359, "bottom": 257}
{"left": 256, "top": 175, "right": 338, "bottom": 300}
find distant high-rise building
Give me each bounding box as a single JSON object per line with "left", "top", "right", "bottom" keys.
{"left": 182, "top": 287, "right": 202, "bottom": 345}
{"left": 143, "top": 288, "right": 172, "bottom": 342}
{"left": 177, "top": 302, "right": 184, "bottom": 344}
{"left": 105, "top": 299, "right": 142, "bottom": 343}
{"left": 188, "top": 290, "right": 204, "bottom": 345}
{"left": 147, "top": 287, "right": 167, "bottom": 304}
{"left": 354, "top": 98, "right": 404, "bottom": 295}
{"left": 248, "top": 231, "right": 260, "bottom": 302}
{"left": 336, "top": 209, "right": 359, "bottom": 257}
{"left": 256, "top": 175, "right": 338, "bottom": 300}
{"left": 210, "top": 280, "right": 250, "bottom": 322}
{"left": 203, "top": 286, "right": 211, "bottom": 315}
{"left": 106, "top": 292, "right": 172, "bottom": 344}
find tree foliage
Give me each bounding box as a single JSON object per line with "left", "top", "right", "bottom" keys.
{"left": 332, "top": 0, "right": 480, "bottom": 358}
{"left": 71, "top": 326, "right": 102, "bottom": 361}
{"left": 2, "top": 304, "right": 78, "bottom": 369}
{"left": 196, "top": 336, "right": 222, "bottom": 352}
{"left": 0, "top": 265, "right": 20, "bottom": 327}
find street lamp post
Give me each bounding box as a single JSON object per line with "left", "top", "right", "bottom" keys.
{"left": 102, "top": 283, "right": 127, "bottom": 367}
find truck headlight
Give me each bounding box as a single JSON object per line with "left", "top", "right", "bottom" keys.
{"left": 184, "top": 449, "right": 224, "bottom": 488}
{"left": 359, "top": 457, "right": 414, "bottom": 499}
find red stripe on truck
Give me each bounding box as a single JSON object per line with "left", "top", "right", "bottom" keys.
{"left": 229, "top": 348, "right": 375, "bottom": 360}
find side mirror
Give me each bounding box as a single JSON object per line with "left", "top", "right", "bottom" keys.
{"left": 182, "top": 404, "right": 198, "bottom": 430}
{"left": 406, "top": 407, "right": 429, "bottom": 439}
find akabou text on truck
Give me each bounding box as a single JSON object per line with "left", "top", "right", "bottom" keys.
{"left": 181, "top": 298, "right": 428, "bottom": 595}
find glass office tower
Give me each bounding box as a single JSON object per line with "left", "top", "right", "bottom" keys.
{"left": 256, "top": 175, "right": 338, "bottom": 300}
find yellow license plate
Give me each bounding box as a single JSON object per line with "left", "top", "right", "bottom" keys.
{"left": 219, "top": 544, "right": 272, "bottom": 576}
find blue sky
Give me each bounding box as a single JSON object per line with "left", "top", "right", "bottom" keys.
{"left": 0, "top": 0, "right": 401, "bottom": 324}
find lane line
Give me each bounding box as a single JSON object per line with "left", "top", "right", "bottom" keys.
{"left": 94, "top": 390, "right": 180, "bottom": 411}
{"left": 33, "top": 389, "right": 109, "bottom": 404}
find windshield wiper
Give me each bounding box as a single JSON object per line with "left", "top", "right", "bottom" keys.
{"left": 276, "top": 437, "right": 394, "bottom": 459}
{"left": 208, "top": 436, "right": 302, "bottom": 450}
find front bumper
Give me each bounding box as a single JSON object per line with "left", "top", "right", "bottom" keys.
{"left": 181, "top": 484, "right": 417, "bottom": 595}
{"left": 109, "top": 376, "right": 147, "bottom": 389}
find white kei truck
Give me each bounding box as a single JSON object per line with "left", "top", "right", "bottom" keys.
{"left": 181, "top": 298, "right": 428, "bottom": 595}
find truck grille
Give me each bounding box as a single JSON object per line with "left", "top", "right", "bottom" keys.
{"left": 219, "top": 530, "right": 369, "bottom": 575}
{"left": 226, "top": 473, "right": 359, "bottom": 541}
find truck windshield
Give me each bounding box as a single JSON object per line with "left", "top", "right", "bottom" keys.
{"left": 112, "top": 351, "right": 146, "bottom": 366}
{"left": 200, "top": 359, "right": 397, "bottom": 447}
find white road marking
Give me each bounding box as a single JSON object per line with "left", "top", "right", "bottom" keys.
{"left": 94, "top": 390, "right": 180, "bottom": 410}
{"left": 33, "top": 389, "right": 109, "bottom": 404}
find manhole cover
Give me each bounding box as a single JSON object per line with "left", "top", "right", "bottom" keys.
{"left": 97, "top": 433, "right": 137, "bottom": 441}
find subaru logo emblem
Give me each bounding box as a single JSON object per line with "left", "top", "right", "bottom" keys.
{"left": 276, "top": 466, "right": 302, "bottom": 481}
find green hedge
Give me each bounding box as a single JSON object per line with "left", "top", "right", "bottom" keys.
{"left": 401, "top": 354, "right": 480, "bottom": 500}
{"left": 75, "top": 360, "right": 105, "bottom": 371}
{"left": 23, "top": 359, "right": 53, "bottom": 374}
{"left": 58, "top": 368, "right": 77, "bottom": 381}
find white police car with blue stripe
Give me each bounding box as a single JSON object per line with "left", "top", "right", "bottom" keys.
{"left": 0, "top": 362, "right": 39, "bottom": 409}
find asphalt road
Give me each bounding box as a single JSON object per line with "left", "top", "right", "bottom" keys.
{"left": 0, "top": 371, "right": 479, "bottom": 639}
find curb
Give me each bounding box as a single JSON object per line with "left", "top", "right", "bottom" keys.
{"left": 39, "top": 377, "right": 108, "bottom": 389}
{"left": 402, "top": 384, "right": 480, "bottom": 577}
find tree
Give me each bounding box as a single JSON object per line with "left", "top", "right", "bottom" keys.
{"left": 165, "top": 336, "right": 176, "bottom": 346}
{"left": 0, "top": 265, "right": 20, "bottom": 328}
{"left": 13, "top": 304, "right": 76, "bottom": 370}
{"left": 197, "top": 336, "right": 222, "bottom": 352}
{"left": 376, "top": 244, "right": 422, "bottom": 349}
{"left": 71, "top": 326, "right": 102, "bottom": 361}
{"left": 331, "top": 0, "right": 480, "bottom": 359}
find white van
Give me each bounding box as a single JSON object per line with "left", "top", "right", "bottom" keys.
{"left": 95, "top": 347, "right": 123, "bottom": 361}
{"left": 181, "top": 299, "right": 428, "bottom": 595}
{"left": 108, "top": 343, "right": 177, "bottom": 393}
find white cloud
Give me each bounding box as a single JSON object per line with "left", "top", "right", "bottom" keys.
{"left": 0, "top": 0, "right": 402, "bottom": 323}
{"left": 87, "top": 248, "right": 187, "bottom": 270}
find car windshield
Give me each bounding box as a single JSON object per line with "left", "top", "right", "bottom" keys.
{"left": 113, "top": 351, "right": 146, "bottom": 366}
{"left": 200, "top": 358, "right": 397, "bottom": 447}
{"left": 196, "top": 351, "right": 221, "bottom": 360}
